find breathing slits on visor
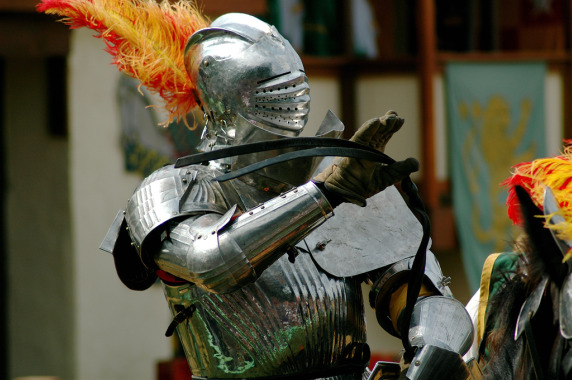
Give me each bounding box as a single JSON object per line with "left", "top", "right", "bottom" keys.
{"left": 249, "top": 71, "right": 309, "bottom": 131}
{"left": 254, "top": 86, "right": 309, "bottom": 101}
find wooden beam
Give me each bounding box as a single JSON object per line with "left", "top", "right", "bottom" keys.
{"left": 0, "top": 13, "right": 69, "bottom": 57}
{"left": 417, "top": 0, "right": 437, "bottom": 209}
{"left": 196, "top": 0, "right": 266, "bottom": 18}
{"left": 418, "top": 0, "right": 459, "bottom": 251}
{"left": 0, "top": 0, "right": 267, "bottom": 15}
{"left": 339, "top": 63, "right": 357, "bottom": 139}
{"left": 437, "top": 51, "right": 570, "bottom": 63}
{"left": 565, "top": 0, "right": 572, "bottom": 139}
{"left": 0, "top": 0, "right": 37, "bottom": 12}
{"left": 339, "top": 0, "right": 356, "bottom": 137}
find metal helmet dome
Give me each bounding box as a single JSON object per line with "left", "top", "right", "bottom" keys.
{"left": 184, "top": 13, "right": 310, "bottom": 153}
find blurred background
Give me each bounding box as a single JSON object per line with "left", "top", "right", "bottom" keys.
{"left": 0, "top": 0, "right": 569, "bottom": 379}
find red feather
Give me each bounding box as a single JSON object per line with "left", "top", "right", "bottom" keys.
{"left": 37, "top": 0, "right": 210, "bottom": 126}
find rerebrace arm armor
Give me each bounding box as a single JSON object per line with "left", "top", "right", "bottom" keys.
{"left": 104, "top": 164, "right": 334, "bottom": 294}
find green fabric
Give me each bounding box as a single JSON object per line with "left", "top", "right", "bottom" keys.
{"left": 303, "top": 0, "right": 342, "bottom": 56}
{"left": 480, "top": 251, "right": 520, "bottom": 363}
{"left": 485, "top": 251, "right": 520, "bottom": 315}
{"left": 446, "top": 62, "right": 547, "bottom": 292}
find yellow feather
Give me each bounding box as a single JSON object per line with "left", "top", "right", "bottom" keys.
{"left": 511, "top": 145, "right": 572, "bottom": 252}
{"left": 39, "top": 0, "right": 210, "bottom": 126}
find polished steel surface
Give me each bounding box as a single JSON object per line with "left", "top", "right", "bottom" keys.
{"left": 404, "top": 344, "right": 472, "bottom": 380}
{"left": 183, "top": 12, "right": 319, "bottom": 193}
{"left": 162, "top": 251, "right": 367, "bottom": 379}
{"left": 369, "top": 250, "right": 453, "bottom": 337}
{"left": 99, "top": 210, "right": 125, "bottom": 254}
{"left": 368, "top": 361, "right": 401, "bottom": 380}
{"left": 124, "top": 165, "right": 229, "bottom": 254}
{"left": 560, "top": 272, "right": 572, "bottom": 339}
{"left": 230, "top": 110, "right": 345, "bottom": 193}
{"left": 544, "top": 187, "right": 572, "bottom": 256}
{"left": 183, "top": 13, "right": 351, "bottom": 194}
{"left": 109, "top": 12, "right": 468, "bottom": 379}
{"left": 156, "top": 181, "right": 334, "bottom": 293}
{"left": 228, "top": 182, "right": 333, "bottom": 260}
{"left": 185, "top": 13, "right": 309, "bottom": 138}
{"left": 408, "top": 296, "right": 474, "bottom": 356}
{"left": 514, "top": 275, "right": 548, "bottom": 339}
{"left": 155, "top": 209, "right": 254, "bottom": 293}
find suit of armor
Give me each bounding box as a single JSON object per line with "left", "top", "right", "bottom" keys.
{"left": 101, "top": 13, "right": 474, "bottom": 380}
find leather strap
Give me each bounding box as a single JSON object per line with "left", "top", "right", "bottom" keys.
{"left": 174, "top": 137, "right": 395, "bottom": 168}
{"left": 399, "top": 177, "right": 431, "bottom": 360}
{"left": 524, "top": 317, "right": 545, "bottom": 380}
{"left": 175, "top": 137, "right": 430, "bottom": 360}
{"left": 214, "top": 146, "right": 392, "bottom": 182}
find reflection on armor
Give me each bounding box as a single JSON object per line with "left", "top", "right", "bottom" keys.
{"left": 98, "top": 11, "right": 467, "bottom": 380}
{"left": 156, "top": 177, "right": 334, "bottom": 293}
{"left": 163, "top": 252, "right": 368, "bottom": 379}
{"left": 38, "top": 0, "right": 469, "bottom": 377}
{"left": 369, "top": 251, "right": 453, "bottom": 338}
{"left": 124, "top": 165, "right": 230, "bottom": 259}
{"left": 408, "top": 297, "right": 474, "bottom": 355}
{"left": 185, "top": 13, "right": 310, "bottom": 139}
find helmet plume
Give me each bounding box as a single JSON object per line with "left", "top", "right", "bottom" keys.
{"left": 37, "top": 0, "right": 210, "bottom": 126}
{"left": 503, "top": 144, "right": 572, "bottom": 258}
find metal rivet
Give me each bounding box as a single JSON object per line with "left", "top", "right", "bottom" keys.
{"left": 315, "top": 239, "right": 331, "bottom": 251}
{"left": 203, "top": 60, "right": 209, "bottom": 66}
{"left": 415, "top": 360, "right": 421, "bottom": 366}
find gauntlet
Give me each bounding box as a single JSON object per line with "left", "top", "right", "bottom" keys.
{"left": 313, "top": 110, "right": 419, "bottom": 207}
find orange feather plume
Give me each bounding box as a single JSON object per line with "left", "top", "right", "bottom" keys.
{"left": 37, "top": 0, "right": 210, "bottom": 126}
{"left": 503, "top": 144, "right": 572, "bottom": 260}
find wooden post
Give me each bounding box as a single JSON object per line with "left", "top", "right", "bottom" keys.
{"left": 340, "top": 0, "right": 356, "bottom": 138}
{"left": 565, "top": 0, "right": 572, "bottom": 139}
{"left": 417, "top": 0, "right": 438, "bottom": 210}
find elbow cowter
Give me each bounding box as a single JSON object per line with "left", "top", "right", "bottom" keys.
{"left": 156, "top": 181, "right": 334, "bottom": 293}
{"left": 157, "top": 209, "right": 256, "bottom": 294}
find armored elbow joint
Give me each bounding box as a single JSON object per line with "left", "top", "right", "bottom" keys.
{"left": 369, "top": 251, "right": 454, "bottom": 337}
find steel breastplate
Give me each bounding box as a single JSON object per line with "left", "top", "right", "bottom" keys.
{"left": 162, "top": 251, "right": 367, "bottom": 379}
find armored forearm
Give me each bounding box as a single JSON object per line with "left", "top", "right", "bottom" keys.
{"left": 155, "top": 181, "right": 334, "bottom": 293}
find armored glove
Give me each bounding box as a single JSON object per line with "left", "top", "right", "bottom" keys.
{"left": 313, "top": 110, "right": 419, "bottom": 207}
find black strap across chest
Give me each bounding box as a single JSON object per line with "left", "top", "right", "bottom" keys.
{"left": 175, "top": 137, "right": 430, "bottom": 359}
